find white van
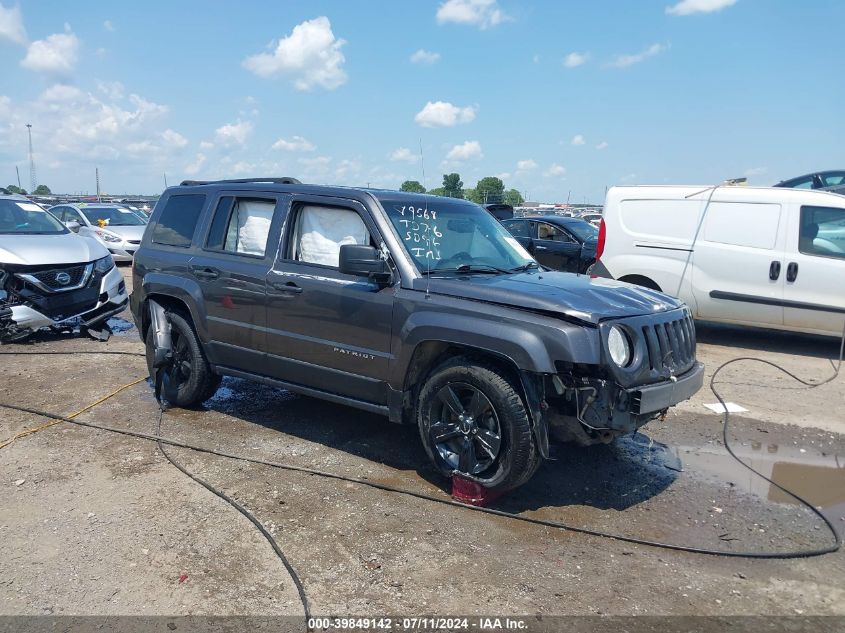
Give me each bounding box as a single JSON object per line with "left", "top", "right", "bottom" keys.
{"left": 592, "top": 185, "right": 845, "bottom": 338}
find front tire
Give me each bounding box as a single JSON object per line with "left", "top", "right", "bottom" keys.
{"left": 416, "top": 357, "right": 541, "bottom": 492}
{"left": 144, "top": 311, "right": 220, "bottom": 408}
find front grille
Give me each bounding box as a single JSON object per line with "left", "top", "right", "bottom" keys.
{"left": 126, "top": 240, "right": 141, "bottom": 245}
{"left": 641, "top": 312, "right": 696, "bottom": 376}
{"left": 30, "top": 265, "right": 88, "bottom": 290}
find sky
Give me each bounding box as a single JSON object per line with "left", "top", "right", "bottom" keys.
{"left": 0, "top": 0, "right": 843, "bottom": 203}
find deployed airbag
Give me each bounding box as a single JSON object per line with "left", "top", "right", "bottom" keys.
{"left": 296, "top": 206, "right": 370, "bottom": 267}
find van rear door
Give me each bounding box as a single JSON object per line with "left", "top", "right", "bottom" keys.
{"left": 782, "top": 203, "right": 845, "bottom": 336}
{"left": 691, "top": 201, "right": 786, "bottom": 328}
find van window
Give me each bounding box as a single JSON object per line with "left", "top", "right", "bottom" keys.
{"left": 151, "top": 194, "right": 206, "bottom": 247}
{"left": 799, "top": 206, "right": 845, "bottom": 260}
{"left": 619, "top": 199, "right": 703, "bottom": 244}
{"left": 703, "top": 202, "right": 781, "bottom": 249}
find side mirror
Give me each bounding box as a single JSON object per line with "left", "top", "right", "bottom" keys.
{"left": 65, "top": 221, "right": 80, "bottom": 233}
{"left": 339, "top": 244, "right": 392, "bottom": 283}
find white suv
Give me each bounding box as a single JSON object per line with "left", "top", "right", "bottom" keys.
{"left": 0, "top": 193, "right": 128, "bottom": 342}
{"left": 592, "top": 185, "right": 845, "bottom": 338}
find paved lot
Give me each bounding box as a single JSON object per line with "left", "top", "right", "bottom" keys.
{"left": 1, "top": 265, "right": 844, "bottom": 617}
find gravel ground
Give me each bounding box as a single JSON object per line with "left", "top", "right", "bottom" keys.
{"left": 1, "top": 266, "right": 844, "bottom": 619}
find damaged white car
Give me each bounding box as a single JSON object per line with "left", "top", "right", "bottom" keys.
{"left": 0, "top": 193, "right": 129, "bottom": 342}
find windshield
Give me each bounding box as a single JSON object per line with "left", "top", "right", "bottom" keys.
{"left": 380, "top": 196, "right": 534, "bottom": 274}
{"left": 565, "top": 220, "right": 599, "bottom": 242}
{"left": 0, "top": 199, "right": 68, "bottom": 235}
{"left": 80, "top": 206, "right": 147, "bottom": 226}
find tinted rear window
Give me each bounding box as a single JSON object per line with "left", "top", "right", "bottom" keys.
{"left": 151, "top": 194, "right": 206, "bottom": 247}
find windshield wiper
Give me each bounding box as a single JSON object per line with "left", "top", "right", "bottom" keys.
{"left": 510, "top": 261, "right": 540, "bottom": 272}
{"left": 421, "top": 263, "right": 511, "bottom": 275}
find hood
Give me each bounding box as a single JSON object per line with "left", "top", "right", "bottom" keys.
{"left": 0, "top": 233, "right": 110, "bottom": 266}
{"left": 413, "top": 271, "right": 683, "bottom": 324}
{"left": 99, "top": 225, "right": 146, "bottom": 241}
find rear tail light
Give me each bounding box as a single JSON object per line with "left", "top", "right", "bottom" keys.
{"left": 596, "top": 218, "right": 606, "bottom": 260}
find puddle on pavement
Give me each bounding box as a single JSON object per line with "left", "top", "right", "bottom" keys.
{"left": 671, "top": 441, "right": 845, "bottom": 529}
{"left": 106, "top": 317, "right": 135, "bottom": 336}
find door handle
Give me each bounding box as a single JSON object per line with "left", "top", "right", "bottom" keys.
{"left": 535, "top": 245, "right": 548, "bottom": 251}
{"left": 769, "top": 260, "right": 781, "bottom": 281}
{"left": 786, "top": 262, "right": 799, "bottom": 283}
{"left": 191, "top": 266, "right": 220, "bottom": 280}
{"left": 270, "top": 280, "right": 303, "bottom": 294}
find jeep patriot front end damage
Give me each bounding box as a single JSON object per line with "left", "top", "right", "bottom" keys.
{"left": 131, "top": 179, "right": 703, "bottom": 493}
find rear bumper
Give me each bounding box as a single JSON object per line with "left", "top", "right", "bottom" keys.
{"left": 629, "top": 361, "right": 704, "bottom": 415}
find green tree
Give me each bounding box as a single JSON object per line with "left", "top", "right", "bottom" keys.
{"left": 463, "top": 187, "right": 480, "bottom": 203}
{"left": 6, "top": 185, "right": 27, "bottom": 194}
{"left": 504, "top": 189, "right": 524, "bottom": 205}
{"left": 428, "top": 187, "right": 447, "bottom": 197}
{"left": 33, "top": 184, "right": 52, "bottom": 195}
{"left": 441, "top": 173, "right": 464, "bottom": 198}
{"left": 399, "top": 180, "right": 426, "bottom": 193}
{"left": 474, "top": 176, "right": 505, "bottom": 204}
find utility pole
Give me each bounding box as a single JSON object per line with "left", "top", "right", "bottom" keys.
{"left": 96, "top": 167, "right": 101, "bottom": 201}
{"left": 26, "top": 124, "right": 36, "bottom": 193}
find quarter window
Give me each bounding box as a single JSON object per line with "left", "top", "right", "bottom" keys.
{"left": 205, "top": 196, "right": 276, "bottom": 257}
{"left": 151, "top": 194, "right": 206, "bottom": 248}
{"left": 290, "top": 205, "right": 371, "bottom": 268}
{"left": 799, "top": 206, "right": 845, "bottom": 260}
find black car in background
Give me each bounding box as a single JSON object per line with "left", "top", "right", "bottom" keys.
{"left": 774, "top": 170, "right": 845, "bottom": 194}
{"left": 501, "top": 215, "right": 598, "bottom": 274}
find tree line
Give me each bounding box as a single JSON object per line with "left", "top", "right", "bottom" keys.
{"left": 399, "top": 174, "right": 524, "bottom": 206}
{"left": 5, "top": 184, "right": 52, "bottom": 195}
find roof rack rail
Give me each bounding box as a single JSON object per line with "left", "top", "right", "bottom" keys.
{"left": 179, "top": 177, "right": 302, "bottom": 186}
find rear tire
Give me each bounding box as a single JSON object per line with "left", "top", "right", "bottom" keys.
{"left": 416, "top": 357, "right": 541, "bottom": 492}
{"left": 144, "top": 311, "right": 220, "bottom": 408}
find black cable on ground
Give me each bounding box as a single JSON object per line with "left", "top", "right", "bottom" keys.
{"left": 152, "top": 407, "right": 312, "bottom": 625}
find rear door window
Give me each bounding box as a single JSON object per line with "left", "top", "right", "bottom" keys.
{"left": 151, "top": 194, "right": 206, "bottom": 247}
{"left": 503, "top": 219, "right": 530, "bottom": 238}
{"left": 205, "top": 196, "right": 277, "bottom": 257}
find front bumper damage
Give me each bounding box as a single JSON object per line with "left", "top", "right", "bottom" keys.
{"left": 543, "top": 362, "right": 704, "bottom": 446}
{"left": 1, "top": 264, "right": 128, "bottom": 341}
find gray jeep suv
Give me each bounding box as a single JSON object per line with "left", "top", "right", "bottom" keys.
{"left": 131, "top": 178, "right": 703, "bottom": 492}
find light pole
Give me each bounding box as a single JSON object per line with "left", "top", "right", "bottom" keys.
{"left": 26, "top": 124, "right": 36, "bottom": 193}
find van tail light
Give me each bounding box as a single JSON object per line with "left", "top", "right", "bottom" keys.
{"left": 596, "top": 218, "right": 606, "bottom": 261}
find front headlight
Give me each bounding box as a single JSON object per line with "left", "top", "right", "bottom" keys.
{"left": 608, "top": 325, "right": 632, "bottom": 367}
{"left": 94, "top": 255, "right": 115, "bottom": 275}
{"left": 97, "top": 230, "right": 122, "bottom": 243}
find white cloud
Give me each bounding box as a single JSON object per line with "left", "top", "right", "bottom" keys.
{"left": 414, "top": 101, "right": 476, "bottom": 127}
{"left": 516, "top": 159, "right": 537, "bottom": 171}
{"left": 21, "top": 31, "right": 80, "bottom": 75}
{"left": 272, "top": 135, "right": 316, "bottom": 152}
{"left": 0, "top": 3, "right": 26, "bottom": 44}
{"left": 445, "top": 140, "right": 483, "bottom": 162}
{"left": 184, "top": 153, "right": 206, "bottom": 176}
{"left": 161, "top": 129, "right": 188, "bottom": 148}
{"left": 608, "top": 43, "right": 668, "bottom": 69}
{"left": 544, "top": 164, "right": 566, "bottom": 177}
{"left": 390, "top": 147, "right": 418, "bottom": 163}
{"left": 563, "top": 52, "right": 589, "bottom": 68}
{"left": 242, "top": 16, "right": 347, "bottom": 91}
{"left": 532, "top": 54, "right": 540, "bottom": 64}
{"left": 410, "top": 49, "right": 441, "bottom": 64}
{"left": 571, "top": 134, "right": 586, "bottom": 146}
{"left": 436, "top": 0, "right": 509, "bottom": 29}
{"left": 103, "top": 20, "right": 114, "bottom": 32}
{"left": 743, "top": 166, "right": 767, "bottom": 177}
{"left": 215, "top": 120, "right": 253, "bottom": 146}
{"left": 496, "top": 172, "right": 512, "bottom": 180}
{"left": 596, "top": 141, "right": 609, "bottom": 150}
{"left": 199, "top": 141, "right": 214, "bottom": 150}
{"left": 96, "top": 80, "right": 124, "bottom": 100}
{"left": 666, "top": 0, "right": 738, "bottom": 16}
